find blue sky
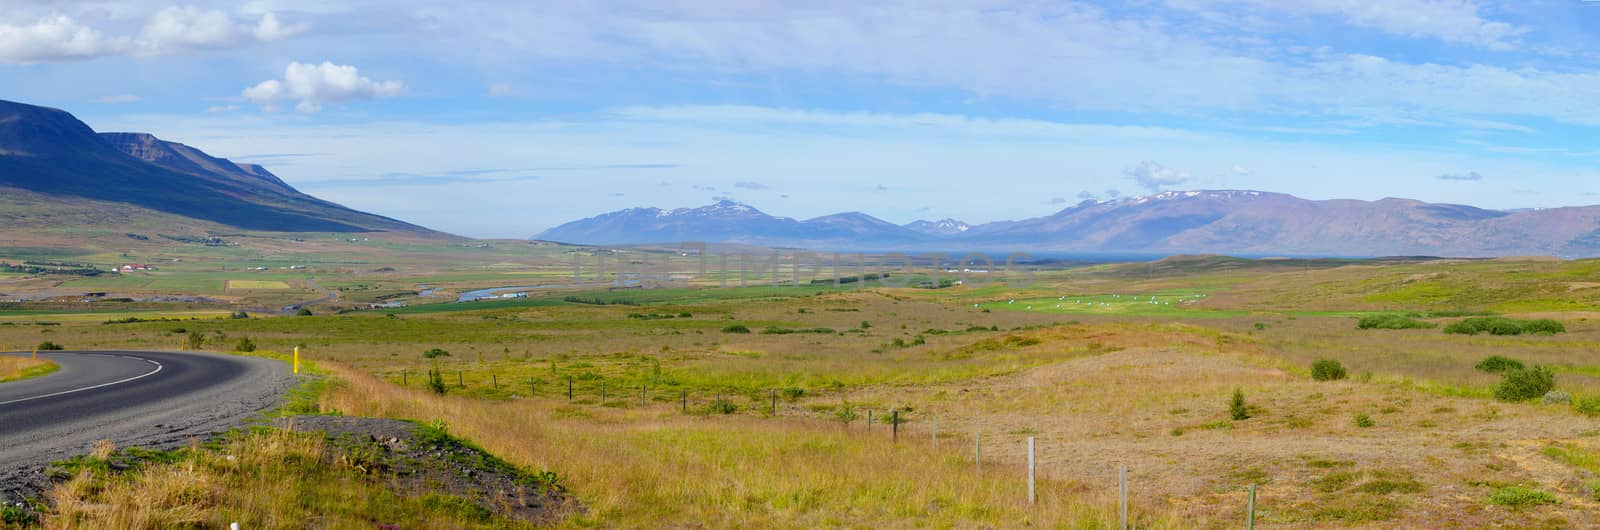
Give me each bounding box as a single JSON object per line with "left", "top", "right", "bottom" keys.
{"left": 4, "top": 1, "right": 1600, "bottom": 238}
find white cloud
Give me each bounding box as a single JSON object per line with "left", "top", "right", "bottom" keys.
{"left": 139, "top": 7, "right": 309, "bottom": 53}
{"left": 92, "top": 94, "right": 141, "bottom": 103}
{"left": 0, "top": 15, "right": 119, "bottom": 63}
{"left": 253, "top": 12, "right": 309, "bottom": 42}
{"left": 1125, "top": 161, "right": 1193, "bottom": 191}
{"left": 207, "top": 104, "right": 240, "bottom": 113}
{"left": 1231, "top": 164, "right": 1250, "bottom": 175}
{"left": 1167, "top": 0, "right": 1527, "bottom": 49}
{"left": 0, "top": 8, "right": 307, "bottom": 62}
{"left": 733, "top": 181, "right": 769, "bottom": 190}
{"left": 1437, "top": 171, "right": 1485, "bottom": 181}
{"left": 242, "top": 61, "right": 405, "bottom": 113}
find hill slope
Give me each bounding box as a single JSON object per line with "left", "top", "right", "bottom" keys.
{"left": 0, "top": 100, "right": 430, "bottom": 234}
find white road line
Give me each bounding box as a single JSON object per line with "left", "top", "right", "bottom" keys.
{"left": 0, "top": 355, "right": 164, "bottom": 406}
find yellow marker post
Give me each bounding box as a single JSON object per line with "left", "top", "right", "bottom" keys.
{"left": 293, "top": 346, "right": 301, "bottom": 374}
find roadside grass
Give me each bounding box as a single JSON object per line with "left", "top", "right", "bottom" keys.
{"left": 0, "top": 355, "right": 57, "bottom": 383}
{"left": 45, "top": 432, "right": 523, "bottom": 530}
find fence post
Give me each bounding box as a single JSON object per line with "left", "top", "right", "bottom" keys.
{"left": 530, "top": 377, "right": 536, "bottom": 396}
{"left": 457, "top": 370, "right": 463, "bottom": 388}
{"left": 601, "top": 382, "right": 606, "bottom": 401}
{"left": 640, "top": 385, "right": 646, "bottom": 406}
{"left": 1246, "top": 484, "right": 1257, "bottom": 530}
{"left": 401, "top": 369, "right": 407, "bottom": 386}
{"left": 682, "top": 390, "right": 688, "bottom": 412}
{"left": 568, "top": 377, "right": 573, "bottom": 400}
{"left": 975, "top": 433, "right": 981, "bottom": 474}
{"left": 492, "top": 373, "right": 498, "bottom": 391}
{"left": 892, "top": 410, "right": 899, "bottom": 443}
{"left": 867, "top": 411, "right": 873, "bottom": 433}
{"left": 1119, "top": 465, "right": 1128, "bottom": 530}
{"left": 931, "top": 418, "right": 937, "bottom": 450}
{"left": 1027, "top": 437, "right": 1036, "bottom": 505}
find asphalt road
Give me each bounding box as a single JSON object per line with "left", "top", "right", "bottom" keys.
{"left": 0, "top": 350, "right": 292, "bottom": 503}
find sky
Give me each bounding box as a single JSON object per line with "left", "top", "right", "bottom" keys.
{"left": 4, "top": 1, "right": 1600, "bottom": 238}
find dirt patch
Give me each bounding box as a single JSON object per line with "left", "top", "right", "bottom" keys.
{"left": 278, "top": 415, "right": 580, "bottom": 526}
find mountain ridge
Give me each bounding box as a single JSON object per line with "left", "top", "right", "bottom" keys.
{"left": 538, "top": 191, "right": 1600, "bottom": 257}
{"left": 0, "top": 99, "right": 435, "bottom": 235}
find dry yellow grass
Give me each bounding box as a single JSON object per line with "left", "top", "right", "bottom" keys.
{"left": 0, "top": 354, "right": 57, "bottom": 383}
{"left": 317, "top": 362, "right": 1201, "bottom": 528}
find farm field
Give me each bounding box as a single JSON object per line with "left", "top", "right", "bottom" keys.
{"left": 5, "top": 254, "right": 1600, "bottom": 528}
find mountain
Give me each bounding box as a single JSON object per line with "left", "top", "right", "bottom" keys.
{"left": 0, "top": 100, "right": 431, "bottom": 234}
{"left": 537, "top": 190, "right": 1600, "bottom": 257}
{"left": 537, "top": 200, "right": 923, "bottom": 247}
{"left": 904, "top": 218, "right": 970, "bottom": 236}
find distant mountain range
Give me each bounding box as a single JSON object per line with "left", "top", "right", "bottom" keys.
{"left": 537, "top": 191, "right": 1600, "bottom": 257}
{"left": 0, "top": 99, "right": 431, "bottom": 234}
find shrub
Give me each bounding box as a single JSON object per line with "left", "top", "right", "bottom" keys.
{"left": 426, "top": 369, "right": 448, "bottom": 395}
{"left": 1446, "top": 317, "right": 1565, "bottom": 336}
{"left": 1311, "top": 359, "right": 1348, "bottom": 381}
{"left": 186, "top": 330, "right": 205, "bottom": 349}
{"left": 1357, "top": 315, "right": 1436, "bottom": 330}
{"left": 1488, "top": 486, "right": 1559, "bottom": 507}
{"left": 423, "top": 348, "right": 451, "bottom": 359}
{"left": 233, "top": 337, "right": 257, "bottom": 352}
{"left": 230, "top": 311, "right": 250, "bottom": 319}
{"left": 1494, "top": 366, "right": 1555, "bottom": 402}
{"left": 1523, "top": 319, "right": 1566, "bottom": 335}
{"left": 1353, "top": 413, "right": 1375, "bottom": 428}
{"left": 1475, "top": 355, "right": 1524, "bottom": 373}
{"left": 721, "top": 324, "right": 751, "bottom": 334}
{"left": 705, "top": 400, "right": 738, "bottom": 414}
{"left": 1230, "top": 388, "right": 1250, "bottom": 420}
{"left": 780, "top": 387, "right": 806, "bottom": 400}
{"left": 1574, "top": 396, "right": 1600, "bottom": 417}
{"left": 295, "top": 308, "right": 314, "bottom": 316}
{"left": 36, "top": 341, "right": 63, "bottom": 351}
{"left": 1541, "top": 391, "right": 1572, "bottom": 405}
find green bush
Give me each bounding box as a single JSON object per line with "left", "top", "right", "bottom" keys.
{"left": 423, "top": 348, "right": 451, "bottom": 359}
{"left": 1445, "top": 317, "right": 1565, "bottom": 336}
{"left": 1357, "top": 315, "right": 1436, "bottom": 330}
{"left": 705, "top": 400, "right": 738, "bottom": 414}
{"left": 1523, "top": 319, "right": 1566, "bottom": 335}
{"left": 1573, "top": 396, "right": 1600, "bottom": 417}
{"left": 1353, "top": 413, "right": 1375, "bottom": 428}
{"left": 721, "top": 324, "right": 751, "bottom": 334}
{"left": 233, "top": 337, "right": 257, "bottom": 352}
{"left": 426, "top": 369, "right": 448, "bottom": 395}
{"left": 1311, "top": 359, "right": 1348, "bottom": 381}
{"left": 1475, "top": 355, "right": 1524, "bottom": 373}
{"left": 1494, "top": 366, "right": 1555, "bottom": 402}
{"left": 780, "top": 387, "right": 806, "bottom": 400}
{"left": 1488, "top": 485, "right": 1559, "bottom": 507}
{"left": 1230, "top": 388, "right": 1250, "bottom": 420}
{"left": 36, "top": 341, "right": 63, "bottom": 351}
{"left": 295, "top": 308, "right": 314, "bottom": 316}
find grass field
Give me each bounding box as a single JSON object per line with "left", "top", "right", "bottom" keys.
{"left": 226, "top": 280, "right": 292, "bottom": 290}
{"left": 9, "top": 254, "right": 1600, "bottom": 527}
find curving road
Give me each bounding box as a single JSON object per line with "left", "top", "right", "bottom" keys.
{"left": 0, "top": 350, "right": 292, "bottom": 503}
